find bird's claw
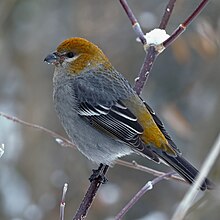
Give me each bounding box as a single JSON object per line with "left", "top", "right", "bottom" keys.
{"left": 89, "top": 164, "right": 108, "bottom": 184}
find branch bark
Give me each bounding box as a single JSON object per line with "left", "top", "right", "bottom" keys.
{"left": 114, "top": 172, "right": 175, "bottom": 220}
{"left": 163, "top": 0, "right": 210, "bottom": 49}
{"left": 73, "top": 165, "right": 109, "bottom": 220}
{"left": 159, "top": 0, "right": 177, "bottom": 29}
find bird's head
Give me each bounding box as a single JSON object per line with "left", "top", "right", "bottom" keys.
{"left": 44, "top": 37, "right": 111, "bottom": 75}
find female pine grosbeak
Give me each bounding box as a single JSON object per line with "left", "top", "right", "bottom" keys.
{"left": 44, "top": 37, "right": 213, "bottom": 190}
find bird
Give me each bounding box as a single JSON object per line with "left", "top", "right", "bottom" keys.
{"left": 44, "top": 37, "right": 213, "bottom": 190}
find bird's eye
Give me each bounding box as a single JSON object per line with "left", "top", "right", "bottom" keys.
{"left": 66, "top": 52, "right": 75, "bottom": 58}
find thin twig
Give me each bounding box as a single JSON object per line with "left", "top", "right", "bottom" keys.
{"left": 116, "top": 159, "right": 186, "bottom": 183}
{"left": 73, "top": 165, "right": 109, "bottom": 220}
{"left": 133, "top": 46, "right": 158, "bottom": 95}
{"left": 163, "top": 0, "right": 210, "bottom": 48}
{"left": 159, "top": 0, "right": 177, "bottom": 29}
{"left": 171, "top": 133, "right": 220, "bottom": 220}
{"left": 0, "top": 112, "right": 75, "bottom": 148}
{"left": 119, "top": 0, "right": 146, "bottom": 44}
{"left": 121, "top": 0, "right": 177, "bottom": 95}
{"left": 60, "top": 183, "right": 68, "bottom": 220}
{"left": 114, "top": 171, "right": 175, "bottom": 220}
{"left": 119, "top": 0, "right": 178, "bottom": 95}
{"left": 0, "top": 144, "right": 5, "bottom": 158}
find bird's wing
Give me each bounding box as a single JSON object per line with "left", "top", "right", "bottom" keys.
{"left": 79, "top": 101, "right": 160, "bottom": 163}
{"left": 71, "top": 70, "right": 213, "bottom": 190}
{"left": 143, "top": 101, "right": 181, "bottom": 154}
{"left": 72, "top": 70, "right": 160, "bottom": 162}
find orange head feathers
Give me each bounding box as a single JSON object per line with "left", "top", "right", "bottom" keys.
{"left": 44, "top": 37, "right": 111, "bottom": 74}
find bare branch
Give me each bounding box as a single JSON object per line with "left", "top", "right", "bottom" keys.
{"left": 119, "top": 0, "right": 146, "bottom": 44}
{"left": 159, "top": 0, "right": 177, "bottom": 29}
{"left": 133, "top": 46, "right": 158, "bottom": 95}
{"left": 163, "top": 0, "right": 210, "bottom": 48}
{"left": 116, "top": 159, "right": 186, "bottom": 184}
{"left": 119, "top": 0, "right": 178, "bottom": 95}
{"left": 60, "top": 183, "right": 68, "bottom": 220}
{"left": 73, "top": 165, "right": 109, "bottom": 220}
{"left": 0, "top": 112, "right": 75, "bottom": 149}
{"left": 120, "top": 0, "right": 210, "bottom": 96}
{"left": 0, "top": 144, "right": 5, "bottom": 158}
{"left": 114, "top": 171, "right": 175, "bottom": 220}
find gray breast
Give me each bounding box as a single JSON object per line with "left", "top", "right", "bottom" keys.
{"left": 53, "top": 76, "right": 133, "bottom": 165}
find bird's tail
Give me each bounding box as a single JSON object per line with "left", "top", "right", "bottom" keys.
{"left": 159, "top": 152, "right": 214, "bottom": 191}
{"left": 143, "top": 102, "right": 214, "bottom": 190}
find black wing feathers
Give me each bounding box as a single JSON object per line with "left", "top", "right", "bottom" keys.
{"left": 143, "top": 102, "right": 181, "bottom": 154}
{"left": 78, "top": 101, "right": 159, "bottom": 162}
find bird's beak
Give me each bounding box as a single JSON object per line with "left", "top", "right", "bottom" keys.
{"left": 44, "top": 52, "right": 60, "bottom": 65}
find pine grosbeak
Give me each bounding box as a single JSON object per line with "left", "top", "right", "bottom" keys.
{"left": 44, "top": 37, "right": 213, "bottom": 190}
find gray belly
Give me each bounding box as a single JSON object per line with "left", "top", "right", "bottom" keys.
{"left": 53, "top": 85, "right": 133, "bottom": 165}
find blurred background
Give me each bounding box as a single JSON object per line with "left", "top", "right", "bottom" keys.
{"left": 0, "top": 0, "right": 220, "bottom": 219}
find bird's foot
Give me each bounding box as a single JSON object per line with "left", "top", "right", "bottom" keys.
{"left": 89, "top": 164, "right": 108, "bottom": 184}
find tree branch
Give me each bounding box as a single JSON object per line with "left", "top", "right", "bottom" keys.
{"left": 119, "top": 0, "right": 146, "bottom": 45}
{"left": 133, "top": 45, "right": 157, "bottom": 95}
{"left": 60, "top": 183, "right": 68, "bottom": 220}
{"left": 116, "top": 159, "right": 186, "bottom": 184}
{"left": 163, "top": 0, "right": 210, "bottom": 49}
{"left": 114, "top": 171, "right": 175, "bottom": 220}
{"left": 0, "top": 111, "right": 75, "bottom": 149}
{"left": 159, "top": 0, "right": 177, "bottom": 29}
{"left": 119, "top": 0, "right": 178, "bottom": 95}
{"left": 73, "top": 165, "right": 109, "bottom": 220}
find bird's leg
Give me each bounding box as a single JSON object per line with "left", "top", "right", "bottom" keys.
{"left": 89, "top": 163, "right": 109, "bottom": 184}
